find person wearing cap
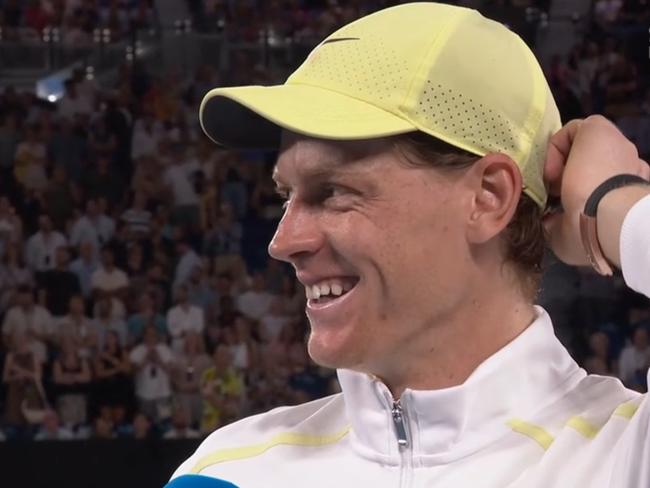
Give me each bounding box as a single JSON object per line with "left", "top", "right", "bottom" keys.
{"left": 171, "top": 3, "right": 650, "bottom": 487}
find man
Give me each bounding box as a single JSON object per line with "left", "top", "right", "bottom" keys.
{"left": 69, "top": 198, "right": 116, "bottom": 252}
{"left": 39, "top": 246, "right": 81, "bottom": 317}
{"left": 129, "top": 325, "right": 174, "bottom": 423}
{"left": 90, "top": 246, "right": 129, "bottom": 301}
{"left": 2, "top": 284, "right": 52, "bottom": 348}
{"left": 68, "top": 240, "right": 99, "bottom": 300}
{"left": 166, "top": 284, "right": 205, "bottom": 353}
{"left": 172, "top": 4, "right": 650, "bottom": 487}
{"left": 25, "top": 214, "right": 67, "bottom": 274}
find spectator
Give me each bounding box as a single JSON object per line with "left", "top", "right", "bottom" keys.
{"left": 132, "top": 412, "right": 154, "bottom": 440}
{"left": 279, "top": 275, "right": 304, "bottom": 317}
{"left": 88, "top": 116, "right": 117, "bottom": 162}
{"left": 52, "top": 338, "right": 92, "bottom": 429}
{"left": 173, "top": 240, "right": 202, "bottom": 290}
{"left": 236, "top": 271, "right": 274, "bottom": 321}
{"left": 25, "top": 214, "right": 67, "bottom": 274}
{"left": 0, "top": 115, "right": 19, "bottom": 196}
{"left": 163, "top": 406, "right": 200, "bottom": 439}
{"left": 224, "top": 315, "right": 259, "bottom": 372}
{"left": 93, "top": 331, "right": 132, "bottom": 415}
{"left": 68, "top": 240, "right": 99, "bottom": 300}
{"left": 259, "top": 297, "right": 292, "bottom": 343}
{"left": 171, "top": 332, "right": 211, "bottom": 427}
{"left": 2, "top": 285, "right": 52, "bottom": 348}
{"left": 120, "top": 192, "right": 152, "bottom": 241}
{"left": 583, "top": 331, "right": 617, "bottom": 376}
{"left": 69, "top": 198, "right": 116, "bottom": 252}
{"left": 57, "top": 79, "right": 93, "bottom": 121}
{"left": 129, "top": 325, "right": 174, "bottom": 423}
{"left": 0, "top": 242, "right": 33, "bottom": 315}
{"left": 58, "top": 295, "right": 97, "bottom": 358}
{"left": 186, "top": 264, "right": 215, "bottom": 312}
{"left": 43, "top": 165, "right": 79, "bottom": 230}
{"left": 0, "top": 196, "right": 23, "bottom": 252}
{"left": 91, "top": 246, "right": 129, "bottom": 300}
{"left": 166, "top": 284, "right": 205, "bottom": 353}
{"left": 203, "top": 202, "right": 243, "bottom": 262}
{"left": 93, "top": 406, "right": 116, "bottom": 439}
{"left": 93, "top": 296, "right": 128, "bottom": 349}
{"left": 619, "top": 327, "right": 650, "bottom": 391}
{"left": 127, "top": 292, "right": 167, "bottom": 345}
{"left": 33, "top": 410, "right": 75, "bottom": 441}
{"left": 200, "top": 345, "right": 244, "bottom": 433}
{"left": 82, "top": 157, "right": 124, "bottom": 207}
{"left": 48, "top": 118, "right": 87, "bottom": 183}
{"left": 13, "top": 124, "right": 47, "bottom": 192}
{"left": 163, "top": 147, "right": 201, "bottom": 228}
{"left": 131, "top": 113, "right": 163, "bottom": 161}
{"left": 2, "top": 331, "right": 44, "bottom": 429}
{"left": 40, "top": 246, "right": 81, "bottom": 317}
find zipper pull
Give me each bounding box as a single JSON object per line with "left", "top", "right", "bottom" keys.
{"left": 391, "top": 400, "right": 409, "bottom": 450}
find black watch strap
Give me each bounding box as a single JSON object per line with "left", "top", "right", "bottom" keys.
{"left": 583, "top": 174, "right": 650, "bottom": 217}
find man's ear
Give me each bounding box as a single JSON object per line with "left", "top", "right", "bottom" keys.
{"left": 464, "top": 153, "right": 521, "bottom": 244}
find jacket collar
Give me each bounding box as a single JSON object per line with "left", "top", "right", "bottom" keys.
{"left": 337, "top": 306, "right": 585, "bottom": 465}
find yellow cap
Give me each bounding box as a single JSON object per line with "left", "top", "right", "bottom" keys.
{"left": 200, "top": 2, "right": 561, "bottom": 207}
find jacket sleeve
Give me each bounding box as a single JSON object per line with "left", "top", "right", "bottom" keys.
{"left": 620, "top": 194, "right": 650, "bottom": 298}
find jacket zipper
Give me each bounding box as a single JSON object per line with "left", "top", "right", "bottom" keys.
{"left": 392, "top": 400, "right": 409, "bottom": 449}
{"left": 392, "top": 399, "right": 412, "bottom": 488}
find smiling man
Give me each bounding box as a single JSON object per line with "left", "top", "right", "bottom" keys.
{"left": 171, "top": 3, "right": 650, "bottom": 487}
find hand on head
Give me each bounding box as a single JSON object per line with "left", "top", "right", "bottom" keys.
{"left": 543, "top": 115, "right": 650, "bottom": 266}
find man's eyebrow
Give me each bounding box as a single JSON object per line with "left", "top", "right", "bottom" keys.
{"left": 272, "top": 158, "right": 361, "bottom": 186}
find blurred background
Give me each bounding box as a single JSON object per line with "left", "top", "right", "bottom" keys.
{"left": 0, "top": 0, "right": 649, "bottom": 487}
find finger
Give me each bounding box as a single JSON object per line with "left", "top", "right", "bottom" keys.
{"left": 544, "top": 119, "right": 583, "bottom": 195}
{"left": 545, "top": 119, "right": 583, "bottom": 171}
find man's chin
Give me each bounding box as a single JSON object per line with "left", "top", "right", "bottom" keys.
{"left": 307, "top": 338, "right": 365, "bottom": 371}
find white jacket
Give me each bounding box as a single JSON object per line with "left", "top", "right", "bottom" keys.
{"left": 173, "top": 195, "right": 650, "bottom": 487}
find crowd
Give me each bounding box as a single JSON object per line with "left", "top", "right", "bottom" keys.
{"left": 0, "top": 0, "right": 649, "bottom": 443}
{"left": 0, "top": 0, "right": 155, "bottom": 43}
{"left": 536, "top": 0, "right": 650, "bottom": 391}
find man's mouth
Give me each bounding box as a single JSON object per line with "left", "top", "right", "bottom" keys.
{"left": 305, "top": 277, "right": 360, "bottom": 305}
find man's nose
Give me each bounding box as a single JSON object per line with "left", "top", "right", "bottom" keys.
{"left": 268, "top": 203, "right": 323, "bottom": 264}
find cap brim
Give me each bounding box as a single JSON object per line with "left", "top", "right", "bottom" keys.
{"left": 199, "top": 84, "right": 416, "bottom": 150}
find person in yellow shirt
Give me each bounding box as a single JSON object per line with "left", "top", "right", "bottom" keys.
{"left": 200, "top": 344, "right": 244, "bottom": 433}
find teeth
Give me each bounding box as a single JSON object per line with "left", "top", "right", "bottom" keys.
{"left": 305, "top": 278, "right": 357, "bottom": 301}
{"left": 311, "top": 285, "right": 321, "bottom": 300}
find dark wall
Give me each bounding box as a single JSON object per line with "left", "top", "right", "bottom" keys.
{"left": 1, "top": 439, "right": 201, "bottom": 488}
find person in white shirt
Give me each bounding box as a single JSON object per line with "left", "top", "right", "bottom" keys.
{"left": 619, "top": 327, "right": 650, "bottom": 390}
{"left": 129, "top": 325, "right": 174, "bottom": 422}
{"left": 91, "top": 247, "right": 129, "bottom": 300}
{"left": 173, "top": 241, "right": 202, "bottom": 290}
{"left": 236, "top": 272, "right": 274, "bottom": 321}
{"left": 172, "top": 5, "right": 650, "bottom": 486}
{"left": 57, "top": 79, "right": 93, "bottom": 121}
{"left": 25, "top": 215, "right": 67, "bottom": 273}
{"left": 167, "top": 284, "right": 205, "bottom": 353}
{"left": 69, "top": 198, "right": 116, "bottom": 251}
{"left": 2, "top": 285, "right": 53, "bottom": 347}
{"left": 163, "top": 148, "right": 201, "bottom": 227}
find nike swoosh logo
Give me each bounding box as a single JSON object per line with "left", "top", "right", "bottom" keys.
{"left": 321, "top": 37, "right": 361, "bottom": 45}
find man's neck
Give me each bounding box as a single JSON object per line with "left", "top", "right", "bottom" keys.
{"left": 367, "top": 272, "right": 536, "bottom": 399}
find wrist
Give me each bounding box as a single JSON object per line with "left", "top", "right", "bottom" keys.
{"left": 597, "top": 185, "right": 650, "bottom": 267}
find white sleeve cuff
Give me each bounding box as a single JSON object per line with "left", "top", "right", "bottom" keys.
{"left": 620, "top": 194, "right": 650, "bottom": 296}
